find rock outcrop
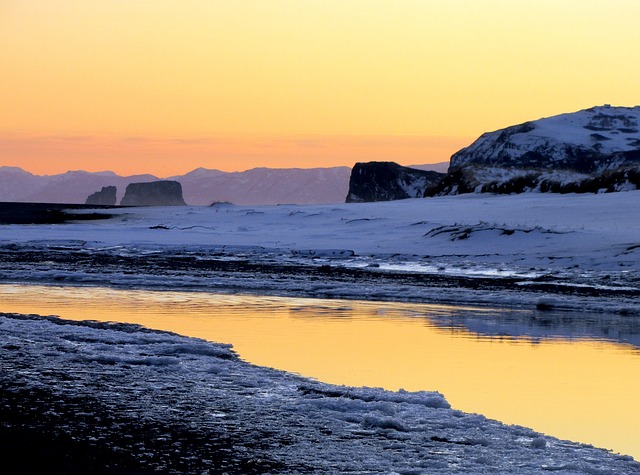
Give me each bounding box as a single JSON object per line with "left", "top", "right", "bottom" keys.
{"left": 346, "top": 162, "right": 444, "bottom": 203}
{"left": 120, "top": 181, "right": 186, "bottom": 206}
{"left": 427, "top": 105, "right": 640, "bottom": 196}
{"left": 424, "top": 166, "right": 640, "bottom": 196}
{"left": 85, "top": 186, "right": 117, "bottom": 206}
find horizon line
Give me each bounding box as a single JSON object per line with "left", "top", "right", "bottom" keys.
{"left": 0, "top": 160, "right": 452, "bottom": 180}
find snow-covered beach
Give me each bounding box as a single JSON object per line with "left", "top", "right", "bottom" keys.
{"left": 1, "top": 191, "right": 639, "bottom": 473}
{"left": 1, "top": 191, "right": 639, "bottom": 312}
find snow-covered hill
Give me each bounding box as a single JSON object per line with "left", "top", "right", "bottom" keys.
{"left": 451, "top": 105, "right": 640, "bottom": 173}
{"left": 427, "top": 106, "right": 640, "bottom": 196}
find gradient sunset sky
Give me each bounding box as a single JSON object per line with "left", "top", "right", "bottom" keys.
{"left": 2, "top": 1, "right": 639, "bottom": 177}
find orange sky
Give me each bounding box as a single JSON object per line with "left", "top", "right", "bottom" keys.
{"left": 1, "top": 1, "right": 639, "bottom": 176}
{"left": 0, "top": 131, "right": 471, "bottom": 176}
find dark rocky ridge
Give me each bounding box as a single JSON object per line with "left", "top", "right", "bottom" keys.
{"left": 85, "top": 186, "right": 117, "bottom": 205}
{"left": 120, "top": 181, "right": 186, "bottom": 206}
{"left": 425, "top": 165, "right": 640, "bottom": 196}
{"left": 346, "top": 162, "right": 444, "bottom": 203}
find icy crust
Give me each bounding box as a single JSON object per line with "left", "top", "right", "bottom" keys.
{"left": 2, "top": 313, "right": 638, "bottom": 474}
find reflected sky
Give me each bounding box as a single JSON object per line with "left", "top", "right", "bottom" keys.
{"left": 1, "top": 283, "right": 638, "bottom": 459}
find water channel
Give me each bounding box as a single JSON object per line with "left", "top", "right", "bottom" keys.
{"left": 1, "top": 283, "right": 638, "bottom": 459}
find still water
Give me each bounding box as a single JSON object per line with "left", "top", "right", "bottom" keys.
{"left": 1, "top": 284, "right": 638, "bottom": 459}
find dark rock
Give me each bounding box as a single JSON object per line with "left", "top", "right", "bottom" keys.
{"left": 0, "top": 203, "right": 115, "bottom": 224}
{"left": 120, "top": 181, "right": 186, "bottom": 206}
{"left": 346, "top": 162, "right": 444, "bottom": 203}
{"left": 424, "top": 168, "right": 479, "bottom": 196}
{"left": 85, "top": 186, "right": 117, "bottom": 206}
{"left": 425, "top": 165, "right": 640, "bottom": 197}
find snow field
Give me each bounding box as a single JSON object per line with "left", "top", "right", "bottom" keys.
{"left": 1, "top": 191, "right": 638, "bottom": 314}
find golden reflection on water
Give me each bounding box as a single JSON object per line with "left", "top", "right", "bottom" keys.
{"left": 1, "top": 284, "right": 638, "bottom": 459}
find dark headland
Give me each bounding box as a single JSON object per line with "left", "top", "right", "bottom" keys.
{"left": 0, "top": 202, "right": 119, "bottom": 225}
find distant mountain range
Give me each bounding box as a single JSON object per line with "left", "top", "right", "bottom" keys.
{"left": 0, "top": 163, "right": 449, "bottom": 206}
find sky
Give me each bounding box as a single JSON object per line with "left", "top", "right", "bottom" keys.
{"left": 1, "top": 1, "right": 639, "bottom": 177}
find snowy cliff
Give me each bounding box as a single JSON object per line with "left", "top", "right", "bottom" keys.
{"left": 450, "top": 105, "right": 640, "bottom": 173}
{"left": 428, "top": 106, "right": 640, "bottom": 195}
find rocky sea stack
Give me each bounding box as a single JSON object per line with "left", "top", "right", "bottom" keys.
{"left": 346, "top": 162, "right": 444, "bottom": 203}
{"left": 85, "top": 186, "right": 117, "bottom": 206}
{"left": 120, "top": 181, "right": 186, "bottom": 206}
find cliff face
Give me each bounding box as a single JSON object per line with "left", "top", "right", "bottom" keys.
{"left": 85, "top": 186, "right": 117, "bottom": 206}
{"left": 120, "top": 181, "right": 186, "bottom": 206}
{"left": 346, "top": 162, "right": 444, "bottom": 203}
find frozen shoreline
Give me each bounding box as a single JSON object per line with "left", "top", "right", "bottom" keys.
{"left": 1, "top": 192, "right": 638, "bottom": 314}
{"left": 2, "top": 312, "right": 638, "bottom": 474}
{"left": 1, "top": 240, "right": 638, "bottom": 318}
